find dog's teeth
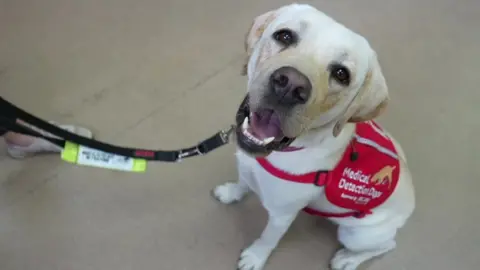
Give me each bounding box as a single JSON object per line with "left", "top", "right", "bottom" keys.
{"left": 242, "top": 117, "right": 249, "bottom": 130}
{"left": 263, "top": 137, "right": 275, "bottom": 144}
{"left": 241, "top": 117, "right": 268, "bottom": 145}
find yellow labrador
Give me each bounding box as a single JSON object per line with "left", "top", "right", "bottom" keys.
{"left": 213, "top": 3, "right": 415, "bottom": 270}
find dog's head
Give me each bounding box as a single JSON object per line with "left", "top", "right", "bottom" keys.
{"left": 235, "top": 3, "right": 389, "bottom": 156}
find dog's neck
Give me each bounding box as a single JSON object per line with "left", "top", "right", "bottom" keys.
{"left": 266, "top": 122, "right": 356, "bottom": 175}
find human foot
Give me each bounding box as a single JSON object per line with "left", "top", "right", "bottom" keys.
{"left": 5, "top": 122, "right": 93, "bottom": 159}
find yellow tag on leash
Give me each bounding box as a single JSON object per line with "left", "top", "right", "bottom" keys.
{"left": 61, "top": 141, "right": 147, "bottom": 173}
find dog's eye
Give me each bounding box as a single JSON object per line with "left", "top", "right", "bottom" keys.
{"left": 273, "top": 29, "right": 297, "bottom": 47}
{"left": 330, "top": 64, "right": 351, "bottom": 86}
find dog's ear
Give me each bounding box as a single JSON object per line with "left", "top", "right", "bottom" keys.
{"left": 333, "top": 51, "right": 389, "bottom": 136}
{"left": 241, "top": 9, "right": 278, "bottom": 75}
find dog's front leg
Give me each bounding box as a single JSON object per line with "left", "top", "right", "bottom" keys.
{"left": 238, "top": 211, "right": 298, "bottom": 270}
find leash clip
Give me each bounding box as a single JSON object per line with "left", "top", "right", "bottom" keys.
{"left": 176, "top": 125, "right": 235, "bottom": 163}
{"left": 220, "top": 125, "right": 235, "bottom": 143}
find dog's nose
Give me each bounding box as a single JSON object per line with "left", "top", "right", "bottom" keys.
{"left": 270, "top": 67, "right": 312, "bottom": 105}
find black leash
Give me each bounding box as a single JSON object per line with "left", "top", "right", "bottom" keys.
{"left": 0, "top": 96, "right": 235, "bottom": 164}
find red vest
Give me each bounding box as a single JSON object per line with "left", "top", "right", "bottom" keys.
{"left": 256, "top": 121, "right": 400, "bottom": 219}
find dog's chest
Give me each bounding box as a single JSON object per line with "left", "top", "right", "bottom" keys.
{"left": 238, "top": 152, "right": 321, "bottom": 212}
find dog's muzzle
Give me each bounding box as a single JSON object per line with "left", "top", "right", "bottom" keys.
{"left": 234, "top": 95, "right": 295, "bottom": 156}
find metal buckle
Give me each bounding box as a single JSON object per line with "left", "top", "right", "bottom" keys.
{"left": 220, "top": 125, "right": 235, "bottom": 143}
{"left": 176, "top": 125, "right": 235, "bottom": 163}
{"left": 177, "top": 147, "right": 203, "bottom": 163}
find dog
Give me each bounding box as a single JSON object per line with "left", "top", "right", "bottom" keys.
{"left": 212, "top": 3, "right": 415, "bottom": 270}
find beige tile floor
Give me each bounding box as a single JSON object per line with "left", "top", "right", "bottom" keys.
{"left": 1, "top": 0, "right": 479, "bottom": 269}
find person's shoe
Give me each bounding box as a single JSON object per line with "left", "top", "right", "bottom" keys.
{"left": 6, "top": 122, "right": 93, "bottom": 159}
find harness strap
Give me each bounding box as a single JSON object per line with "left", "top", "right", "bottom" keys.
{"left": 256, "top": 156, "right": 372, "bottom": 219}
{"left": 256, "top": 157, "right": 329, "bottom": 184}
{"left": 0, "top": 96, "right": 234, "bottom": 162}
{"left": 303, "top": 207, "right": 372, "bottom": 219}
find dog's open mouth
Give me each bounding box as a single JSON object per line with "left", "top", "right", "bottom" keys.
{"left": 235, "top": 95, "right": 295, "bottom": 156}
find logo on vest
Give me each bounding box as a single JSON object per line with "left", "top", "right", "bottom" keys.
{"left": 337, "top": 167, "right": 393, "bottom": 205}
{"left": 370, "top": 165, "right": 396, "bottom": 188}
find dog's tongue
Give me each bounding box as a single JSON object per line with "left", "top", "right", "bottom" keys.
{"left": 250, "top": 109, "right": 283, "bottom": 140}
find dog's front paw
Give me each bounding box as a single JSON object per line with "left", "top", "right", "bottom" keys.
{"left": 330, "top": 249, "right": 362, "bottom": 270}
{"left": 237, "top": 242, "right": 271, "bottom": 270}
{"left": 212, "top": 182, "right": 248, "bottom": 204}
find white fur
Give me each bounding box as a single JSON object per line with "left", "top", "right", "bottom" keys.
{"left": 213, "top": 4, "right": 415, "bottom": 270}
